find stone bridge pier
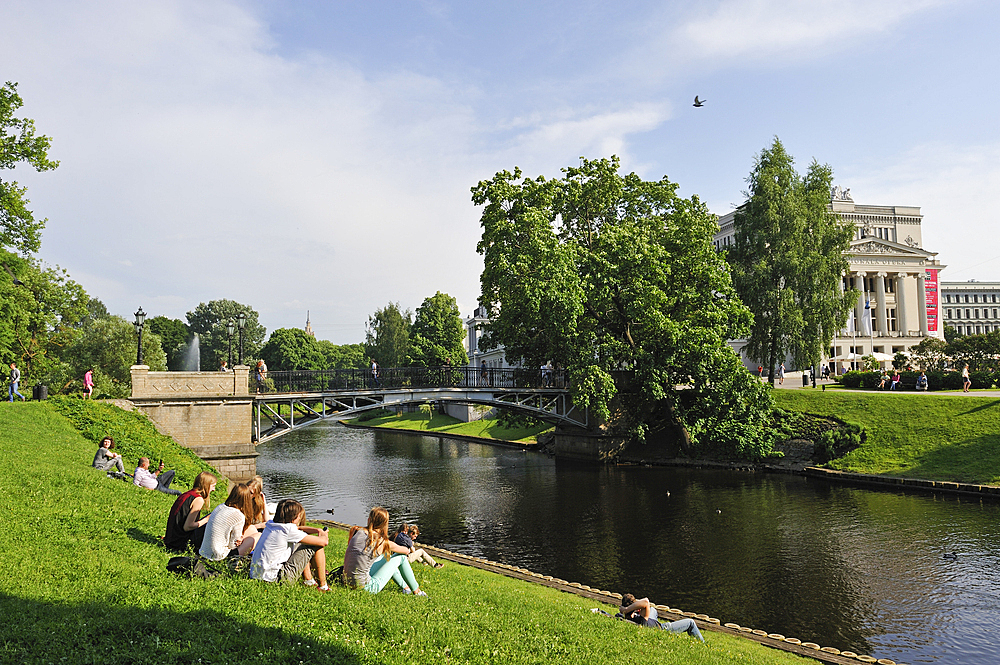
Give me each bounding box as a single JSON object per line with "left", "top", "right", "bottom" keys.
{"left": 130, "top": 365, "right": 257, "bottom": 482}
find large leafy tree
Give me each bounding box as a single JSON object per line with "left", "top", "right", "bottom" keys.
{"left": 315, "top": 340, "right": 366, "bottom": 369}
{"left": 1, "top": 81, "right": 59, "bottom": 255}
{"left": 472, "top": 156, "right": 774, "bottom": 457}
{"left": 186, "top": 300, "right": 265, "bottom": 369}
{"left": 63, "top": 315, "right": 167, "bottom": 398}
{"left": 0, "top": 250, "right": 89, "bottom": 386}
{"left": 408, "top": 291, "right": 468, "bottom": 367}
{"left": 260, "top": 328, "right": 326, "bottom": 371}
{"left": 729, "top": 138, "right": 856, "bottom": 384}
{"left": 147, "top": 316, "right": 190, "bottom": 370}
{"left": 365, "top": 302, "right": 411, "bottom": 368}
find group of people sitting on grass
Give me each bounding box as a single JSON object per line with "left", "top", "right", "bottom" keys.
{"left": 91, "top": 436, "right": 180, "bottom": 494}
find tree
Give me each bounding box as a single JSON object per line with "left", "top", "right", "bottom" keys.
{"left": 1, "top": 82, "right": 59, "bottom": 255}
{"left": 948, "top": 331, "right": 1000, "bottom": 372}
{"left": 186, "top": 300, "right": 265, "bottom": 369}
{"left": 408, "top": 291, "right": 468, "bottom": 367}
{"left": 729, "top": 138, "right": 857, "bottom": 384}
{"left": 260, "top": 328, "right": 326, "bottom": 371}
{"left": 910, "top": 337, "right": 948, "bottom": 371}
{"left": 315, "top": 340, "right": 366, "bottom": 369}
{"left": 365, "top": 302, "right": 411, "bottom": 368}
{"left": 148, "top": 316, "right": 190, "bottom": 370}
{"left": 472, "top": 156, "right": 775, "bottom": 457}
{"left": 944, "top": 325, "right": 960, "bottom": 343}
{"left": 0, "top": 250, "right": 89, "bottom": 387}
{"left": 63, "top": 315, "right": 167, "bottom": 398}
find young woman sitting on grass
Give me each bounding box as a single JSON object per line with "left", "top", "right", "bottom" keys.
{"left": 246, "top": 475, "right": 274, "bottom": 524}
{"left": 199, "top": 483, "right": 260, "bottom": 560}
{"left": 250, "top": 499, "right": 329, "bottom": 591}
{"left": 163, "top": 472, "right": 216, "bottom": 553}
{"left": 343, "top": 507, "right": 427, "bottom": 596}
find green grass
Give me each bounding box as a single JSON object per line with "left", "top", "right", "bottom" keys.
{"left": 774, "top": 390, "right": 1000, "bottom": 484}
{"left": 348, "top": 411, "right": 555, "bottom": 444}
{"left": 0, "top": 400, "right": 812, "bottom": 665}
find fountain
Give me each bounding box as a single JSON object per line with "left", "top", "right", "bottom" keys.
{"left": 181, "top": 333, "right": 200, "bottom": 371}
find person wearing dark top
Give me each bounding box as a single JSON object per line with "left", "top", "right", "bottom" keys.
{"left": 394, "top": 524, "right": 442, "bottom": 568}
{"left": 164, "top": 472, "right": 216, "bottom": 552}
{"left": 617, "top": 594, "right": 704, "bottom": 641}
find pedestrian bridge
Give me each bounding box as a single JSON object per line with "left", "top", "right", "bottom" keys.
{"left": 253, "top": 367, "right": 584, "bottom": 445}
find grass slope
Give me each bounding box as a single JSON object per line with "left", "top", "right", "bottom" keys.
{"left": 775, "top": 390, "right": 1000, "bottom": 484}
{"left": 351, "top": 411, "right": 554, "bottom": 444}
{"left": 0, "top": 401, "right": 810, "bottom": 665}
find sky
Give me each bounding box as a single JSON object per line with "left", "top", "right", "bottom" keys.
{"left": 3, "top": 0, "right": 999, "bottom": 343}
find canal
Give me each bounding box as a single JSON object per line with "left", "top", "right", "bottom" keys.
{"left": 256, "top": 423, "right": 1000, "bottom": 664}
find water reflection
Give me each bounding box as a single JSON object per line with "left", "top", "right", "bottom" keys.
{"left": 256, "top": 423, "right": 1000, "bottom": 664}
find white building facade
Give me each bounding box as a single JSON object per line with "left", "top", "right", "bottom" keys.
{"left": 714, "top": 188, "right": 947, "bottom": 371}
{"left": 940, "top": 282, "right": 1000, "bottom": 336}
{"left": 465, "top": 306, "right": 520, "bottom": 369}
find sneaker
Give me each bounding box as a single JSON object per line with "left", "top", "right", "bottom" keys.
{"left": 433, "top": 563, "right": 444, "bottom": 569}
{"left": 414, "top": 589, "right": 428, "bottom": 597}
{"left": 402, "top": 587, "right": 413, "bottom": 595}
{"left": 303, "top": 579, "right": 318, "bottom": 588}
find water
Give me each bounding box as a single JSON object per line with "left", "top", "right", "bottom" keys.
{"left": 182, "top": 333, "right": 200, "bottom": 371}
{"left": 256, "top": 424, "right": 1000, "bottom": 664}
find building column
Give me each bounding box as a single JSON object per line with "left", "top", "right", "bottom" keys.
{"left": 895, "top": 272, "right": 909, "bottom": 337}
{"left": 876, "top": 272, "right": 888, "bottom": 337}
{"left": 854, "top": 272, "right": 867, "bottom": 333}
{"left": 917, "top": 272, "right": 928, "bottom": 336}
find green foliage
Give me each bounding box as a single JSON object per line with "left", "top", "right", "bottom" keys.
{"left": 408, "top": 291, "right": 468, "bottom": 367}
{"left": 947, "top": 330, "right": 1000, "bottom": 372}
{"left": 0, "top": 81, "right": 59, "bottom": 255}
{"left": 909, "top": 336, "right": 948, "bottom": 371}
{"left": 147, "top": 316, "right": 190, "bottom": 370}
{"left": 356, "top": 407, "right": 394, "bottom": 422}
{"left": 62, "top": 316, "right": 167, "bottom": 397}
{"left": 259, "top": 327, "right": 326, "bottom": 371}
{"left": 838, "top": 369, "right": 990, "bottom": 391}
{"left": 186, "top": 300, "right": 265, "bottom": 369}
{"left": 0, "top": 250, "right": 90, "bottom": 387}
{"left": 892, "top": 351, "right": 908, "bottom": 370}
{"left": 315, "top": 340, "right": 366, "bottom": 369}
{"left": 729, "top": 138, "right": 856, "bottom": 379}
{"left": 365, "top": 301, "right": 412, "bottom": 368}
{"left": 472, "top": 156, "right": 775, "bottom": 457}
{"left": 859, "top": 354, "right": 879, "bottom": 372}
{"left": 944, "top": 324, "right": 959, "bottom": 342}
{"left": 812, "top": 423, "right": 865, "bottom": 463}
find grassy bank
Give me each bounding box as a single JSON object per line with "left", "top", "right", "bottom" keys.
{"left": 775, "top": 390, "right": 1000, "bottom": 484}
{"left": 0, "top": 400, "right": 809, "bottom": 665}
{"left": 349, "top": 411, "right": 554, "bottom": 444}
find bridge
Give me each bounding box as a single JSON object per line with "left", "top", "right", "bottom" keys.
{"left": 252, "top": 366, "right": 585, "bottom": 444}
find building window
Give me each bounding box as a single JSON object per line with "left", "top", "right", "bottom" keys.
{"left": 947, "top": 308, "right": 953, "bottom": 319}
{"left": 888, "top": 308, "right": 897, "bottom": 332}
{"left": 975, "top": 309, "right": 980, "bottom": 319}
{"left": 945, "top": 294, "right": 951, "bottom": 303}
{"left": 966, "top": 309, "right": 971, "bottom": 319}
{"left": 994, "top": 309, "right": 998, "bottom": 319}
{"left": 886, "top": 278, "right": 894, "bottom": 293}
{"left": 958, "top": 326, "right": 964, "bottom": 335}
{"left": 975, "top": 295, "right": 980, "bottom": 303}
{"left": 977, "top": 326, "right": 983, "bottom": 334}
{"left": 966, "top": 295, "right": 970, "bottom": 303}
{"left": 993, "top": 295, "right": 998, "bottom": 303}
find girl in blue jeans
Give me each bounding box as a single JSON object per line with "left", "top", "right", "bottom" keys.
{"left": 343, "top": 507, "right": 427, "bottom": 596}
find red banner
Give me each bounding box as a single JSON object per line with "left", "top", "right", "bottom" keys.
{"left": 925, "top": 268, "right": 939, "bottom": 332}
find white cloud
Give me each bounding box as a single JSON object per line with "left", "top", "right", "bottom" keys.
{"left": 5, "top": 0, "right": 671, "bottom": 342}
{"left": 662, "top": 0, "right": 951, "bottom": 64}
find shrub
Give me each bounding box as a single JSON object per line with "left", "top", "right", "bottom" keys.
{"left": 357, "top": 408, "right": 394, "bottom": 422}
{"left": 814, "top": 422, "right": 865, "bottom": 463}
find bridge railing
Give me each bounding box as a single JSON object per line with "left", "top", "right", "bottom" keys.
{"left": 263, "top": 367, "right": 569, "bottom": 394}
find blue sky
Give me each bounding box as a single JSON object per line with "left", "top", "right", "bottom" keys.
{"left": 4, "top": 0, "right": 998, "bottom": 343}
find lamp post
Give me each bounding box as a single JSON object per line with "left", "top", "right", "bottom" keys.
{"left": 133, "top": 307, "right": 147, "bottom": 365}
{"left": 226, "top": 318, "right": 235, "bottom": 370}
{"left": 236, "top": 311, "right": 247, "bottom": 365}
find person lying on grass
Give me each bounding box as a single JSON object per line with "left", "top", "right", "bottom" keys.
{"left": 343, "top": 507, "right": 427, "bottom": 596}
{"left": 395, "top": 523, "right": 442, "bottom": 568}
{"left": 250, "top": 499, "right": 329, "bottom": 591}
{"left": 164, "top": 472, "right": 216, "bottom": 553}
{"left": 134, "top": 457, "right": 181, "bottom": 495}
{"left": 92, "top": 436, "right": 125, "bottom": 477}
{"left": 200, "top": 483, "right": 260, "bottom": 561}
{"left": 618, "top": 594, "right": 704, "bottom": 642}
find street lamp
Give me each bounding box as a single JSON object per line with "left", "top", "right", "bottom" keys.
{"left": 133, "top": 306, "right": 147, "bottom": 365}
{"left": 226, "top": 318, "right": 235, "bottom": 370}
{"left": 236, "top": 311, "right": 247, "bottom": 366}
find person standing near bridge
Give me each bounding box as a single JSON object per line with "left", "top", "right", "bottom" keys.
{"left": 371, "top": 359, "right": 381, "bottom": 389}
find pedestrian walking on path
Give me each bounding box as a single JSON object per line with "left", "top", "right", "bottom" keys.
{"left": 8, "top": 362, "right": 24, "bottom": 402}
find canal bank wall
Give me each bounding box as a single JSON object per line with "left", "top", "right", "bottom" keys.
{"left": 316, "top": 517, "right": 902, "bottom": 665}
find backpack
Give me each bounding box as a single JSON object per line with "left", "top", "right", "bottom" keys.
{"left": 166, "top": 556, "right": 219, "bottom": 580}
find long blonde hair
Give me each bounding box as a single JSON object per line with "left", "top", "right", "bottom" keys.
{"left": 349, "top": 506, "right": 392, "bottom": 560}
{"left": 246, "top": 475, "right": 266, "bottom": 524}
{"left": 224, "top": 483, "right": 256, "bottom": 530}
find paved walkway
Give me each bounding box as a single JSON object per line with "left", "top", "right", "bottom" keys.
{"left": 766, "top": 373, "right": 1000, "bottom": 397}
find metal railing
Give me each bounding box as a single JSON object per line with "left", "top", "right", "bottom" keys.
{"left": 261, "top": 366, "right": 570, "bottom": 394}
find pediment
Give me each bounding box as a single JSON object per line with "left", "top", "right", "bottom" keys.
{"left": 848, "top": 238, "right": 935, "bottom": 259}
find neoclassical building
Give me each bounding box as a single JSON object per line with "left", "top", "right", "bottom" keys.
{"left": 714, "top": 188, "right": 947, "bottom": 371}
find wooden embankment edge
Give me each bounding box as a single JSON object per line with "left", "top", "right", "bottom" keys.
{"left": 315, "top": 519, "right": 901, "bottom": 665}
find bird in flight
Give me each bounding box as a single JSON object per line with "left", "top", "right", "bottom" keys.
{"left": 693, "top": 96, "right": 706, "bottom": 107}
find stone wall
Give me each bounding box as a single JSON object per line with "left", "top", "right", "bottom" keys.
{"left": 130, "top": 365, "right": 256, "bottom": 481}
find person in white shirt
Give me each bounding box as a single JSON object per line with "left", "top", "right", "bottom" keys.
{"left": 200, "top": 483, "right": 260, "bottom": 560}
{"left": 250, "top": 499, "right": 329, "bottom": 591}
{"left": 133, "top": 457, "right": 181, "bottom": 495}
